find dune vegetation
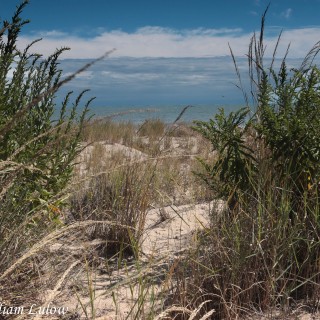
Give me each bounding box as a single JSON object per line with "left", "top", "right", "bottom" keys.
{"left": 0, "top": 2, "right": 320, "bottom": 319}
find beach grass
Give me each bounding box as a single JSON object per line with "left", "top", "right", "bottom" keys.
{"left": 1, "top": 2, "right": 320, "bottom": 320}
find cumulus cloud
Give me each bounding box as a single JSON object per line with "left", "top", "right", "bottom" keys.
{"left": 15, "top": 25, "right": 320, "bottom": 60}
{"left": 20, "top": 27, "right": 247, "bottom": 58}
{"left": 14, "top": 28, "right": 229, "bottom": 59}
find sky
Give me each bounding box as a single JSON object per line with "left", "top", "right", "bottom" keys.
{"left": 1, "top": 0, "right": 320, "bottom": 118}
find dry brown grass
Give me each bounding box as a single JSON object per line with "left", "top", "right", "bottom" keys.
{"left": 77, "top": 118, "right": 213, "bottom": 206}
{"left": 82, "top": 119, "right": 136, "bottom": 145}
{"left": 0, "top": 115, "right": 215, "bottom": 319}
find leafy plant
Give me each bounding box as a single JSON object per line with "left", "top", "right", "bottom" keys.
{"left": 0, "top": 1, "right": 92, "bottom": 268}
{"left": 188, "top": 6, "right": 320, "bottom": 318}
{"left": 193, "top": 107, "right": 256, "bottom": 209}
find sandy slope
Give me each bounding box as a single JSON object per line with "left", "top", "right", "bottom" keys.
{"left": 36, "top": 141, "right": 320, "bottom": 319}
{"left": 52, "top": 202, "right": 213, "bottom": 319}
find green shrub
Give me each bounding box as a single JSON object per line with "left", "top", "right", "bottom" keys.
{"left": 193, "top": 107, "right": 255, "bottom": 210}
{"left": 187, "top": 8, "right": 320, "bottom": 318}
{"left": 0, "top": 1, "right": 91, "bottom": 268}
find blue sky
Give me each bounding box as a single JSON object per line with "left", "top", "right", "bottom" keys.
{"left": 2, "top": 0, "right": 320, "bottom": 118}
{"left": 3, "top": 0, "right": 319, "bottom": 37}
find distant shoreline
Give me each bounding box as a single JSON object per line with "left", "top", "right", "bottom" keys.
{"left": 84, "top": 104, "right": 245, "bottom": 124}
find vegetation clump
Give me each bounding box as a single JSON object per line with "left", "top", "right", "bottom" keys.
{"left": 1, "top": 2, "right": 320, "bottom": 319}
{"left": 0, "top": 1, "right": 91, "bottom": 272}
{"left": 184, "top": 8, "right": 320, "bottom": 318}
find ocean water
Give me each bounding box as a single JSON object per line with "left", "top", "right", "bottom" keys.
{"left": 89, "top": 104, "right": 245, "bottom": 124}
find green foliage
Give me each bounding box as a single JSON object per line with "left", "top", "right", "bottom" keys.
{"left": 0, "top": 1, "right": 92, "bottom": 265}
{"left": 191, "top": 7, "right": 320, "bottom": 316}
{"left": 258, "top": 65, "right": 320, "bottom": 183}
{"left": 194, "top": 24, "right": 320, "bottom": 215}
{"left": 193, "top": 107, "right": 256, "bottom": 206}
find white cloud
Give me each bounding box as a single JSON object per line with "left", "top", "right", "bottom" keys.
{"left": 16, "top": 25, "right": 320, "bottom": 60}
{"left": 16, "top": 27, "right": 246, "bottom": 59}
{"left": 282, "top": 8, "right": 293, "bottom": 20}
{"left": 35, "top": 30, "right": 69, "bottom": 38}
{"left": 62, "top": 70, "right": 94, "bottom": 80}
